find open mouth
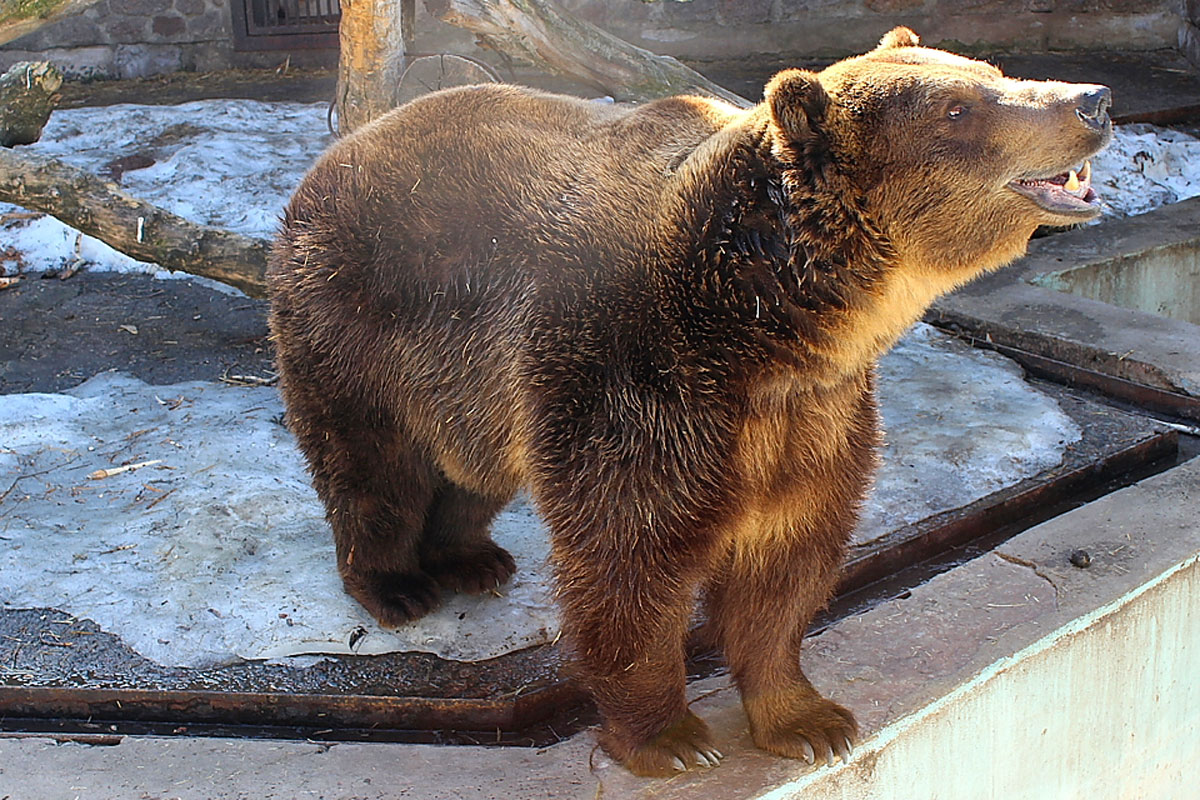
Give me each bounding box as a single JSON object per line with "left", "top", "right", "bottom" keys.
{"left": 1007, "top": 160, "right": 1100, "bottom": 218}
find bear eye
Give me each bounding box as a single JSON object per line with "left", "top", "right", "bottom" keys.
{"left": 947, "top": 104, "right": 968, "bottom": 120}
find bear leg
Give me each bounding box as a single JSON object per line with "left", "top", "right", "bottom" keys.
{"left": 284, "top": 388, "right": 444, "bottom": 628}
{"left": 703, "top": 536, "right": 858, "bottom": 766}
{"left": 418, "top": 482, "right": 517, "bottom": 595}
{"left": 556, "top": 559, "right": 722, "bottom": 776}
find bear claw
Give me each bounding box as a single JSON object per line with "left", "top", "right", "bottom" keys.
{"left": 604, "top": 711, "right": 721, "bottom": 777}
{"left": 344, "top": 570, "right": 442, "bottom": 628}
{"left": 423, "top": 543, "right": 517, "bottom": 595}
{"left": 746, "top": 689, "right": 858, "bottom": 769}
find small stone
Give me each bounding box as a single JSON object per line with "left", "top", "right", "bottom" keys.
{"left": 152, "top": 14, "right": 187, "bottom": 38}
{"left": 1069, "top": 549, "right": 1092, "bottom": 568}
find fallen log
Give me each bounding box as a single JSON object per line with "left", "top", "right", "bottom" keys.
{"left": 423, "top": 0, "right": 750, "bottom": 107}
{"left": 0, "top": 147, "right": 270, "bottom": 297}
{"left": 0, "top": 61, "right": 63, "bottom": 147}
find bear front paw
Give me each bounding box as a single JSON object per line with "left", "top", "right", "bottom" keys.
{"left": 745, "top": 687, "right": 858, "bottom": 767}
{"left": 600, "top": 711, "right": 724, "bottom": 777}
{"left": 422, "top": 542, "right": 517, "bottom": 595}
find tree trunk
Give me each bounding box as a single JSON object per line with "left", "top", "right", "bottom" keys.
{"left": 0, "top": 0, "right": 102, "bottom": 46}
{"left": 0, "top": 147, "right": 270, "bottom": 297}
{"left": 336, "top": 0, "right": 411, "bottom": 133}
{"left": 423, "top": 0, "right": 750, "bottom": 107}
{"left": 1, "top": 61, "right": 63, "bottom": 147}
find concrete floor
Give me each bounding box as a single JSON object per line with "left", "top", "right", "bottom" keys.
{"left": 1, "top": 449, "right": 1195, "bottom": 800}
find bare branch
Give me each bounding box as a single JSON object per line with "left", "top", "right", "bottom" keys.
{"left": 0, "top": 147, "right": 269, "bottom": 297}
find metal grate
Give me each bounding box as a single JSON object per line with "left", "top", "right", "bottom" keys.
{"left": 231, "top": 0, "right": 341, "bottom": 51}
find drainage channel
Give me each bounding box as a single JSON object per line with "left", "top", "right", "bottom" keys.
{"left": 0, "top": 378, "right": 1178, "bottom": 748}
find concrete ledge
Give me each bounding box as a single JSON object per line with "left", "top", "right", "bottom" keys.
{"left": 1, "top": 452, "right": 1195, "bottom": 798}
{"left": 932, "top": 197, "right": 1200, "bottom": 412}
{"left": 589, "top": 453, "right": 1200, "bottom": 800}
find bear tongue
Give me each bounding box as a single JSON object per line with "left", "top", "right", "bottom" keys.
{"left": 1009, "top": 159, "right": 1098, "bottom": 214}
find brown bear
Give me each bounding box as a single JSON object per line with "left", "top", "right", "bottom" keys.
{"left": 268, "top": 27, "right": 1110, "bottom": 776}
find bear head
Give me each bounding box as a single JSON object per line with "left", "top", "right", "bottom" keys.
{"left": 763, "top": 27, "right": 1112, "bottom": 283}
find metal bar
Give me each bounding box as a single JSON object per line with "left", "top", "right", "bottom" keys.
{"left": 838, "top": 429, "right": 1177, "bottom": 594}
{"left": 934, "top": 326, "right": 1200, "bottom": 423}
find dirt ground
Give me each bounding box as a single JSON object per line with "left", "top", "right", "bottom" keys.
{"left": 0, "top": 272, "right": 272, "bottom": 394}
{"left": 55, "top": 67, "right": 340, "bottom": 110}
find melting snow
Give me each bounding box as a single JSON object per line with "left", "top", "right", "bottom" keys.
{"left": 0, "top": 324, "right": 1079, "bottom": 667}
{"left": 1091, "top": 123, "right": 1200, "bottom": 217}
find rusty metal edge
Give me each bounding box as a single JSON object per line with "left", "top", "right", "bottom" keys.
{"left": 0, "top": 678, "right": 590, "bottom": 737}
{"left": 838, "top": 428, "right": 1178, "bottom": 594}
{"left": 928, "top": 319, "right": 1200, "bottom": 423}
{"left": 0, "top": 686, "right": 512, "bottom": 731}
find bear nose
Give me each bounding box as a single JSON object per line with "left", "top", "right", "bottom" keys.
{"left": 1075, "top": 85, "right": 1111, "bottom": 129}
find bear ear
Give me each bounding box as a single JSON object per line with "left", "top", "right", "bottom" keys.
{"left": 876, "top": 26, "right": 920, "bottom": 50}
{"left": 765, "top": 69, "right": 830, "bottom": 143}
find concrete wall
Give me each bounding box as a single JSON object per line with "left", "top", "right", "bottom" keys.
{"left": 0, "top": 0, "right": 1193, "bottom": 80}
{"left": 555, "top": 0, "right": 1186, "bottom": 62}
{"left": 781, "top": 551, "right": 1200, "bottom": 800}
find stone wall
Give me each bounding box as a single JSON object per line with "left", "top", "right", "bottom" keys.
{"left": 0, "top": 0, "right": 1192, "bottom": 80}
{"left": 0, "top": 0, "right": 336, "bottom": 79}
{"left": 1182, "top": 0, "right": 1200, "bottom": 67}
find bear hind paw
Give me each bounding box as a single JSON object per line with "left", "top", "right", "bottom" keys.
{"left": 343, "top": 569, "right": 442, "bottom": 628}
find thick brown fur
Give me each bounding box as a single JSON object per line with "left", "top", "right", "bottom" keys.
{"left": 268, "top": 28, "right": 1111, "bottom": 776}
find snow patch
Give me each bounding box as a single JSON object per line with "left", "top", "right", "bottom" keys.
{"left": 1091, "top": 123, "right": 1200, "bottom": 217}
{"left": 1, "top": 99, "right": 332, "bottom": 281}
{"left": 0, "top": 325, "right": 1079, "bottom": 668}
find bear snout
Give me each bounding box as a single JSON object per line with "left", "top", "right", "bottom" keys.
{"left": 1073, "top": 85, "right": 1112, "bottom": 132}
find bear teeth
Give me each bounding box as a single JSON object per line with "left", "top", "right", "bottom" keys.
{"left": 1015, "top": 159, "right": 1092, "bottom": 198}
{"left": 1008, "top": 159, "right": 1099, "bottom": 213}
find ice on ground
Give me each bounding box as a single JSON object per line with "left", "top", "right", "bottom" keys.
{"left": 1091, "top": 123, "right": 1200, "bottom": 217}
{"left": 1, "top": 99, "right": 1199, "bottom": 280}
{"left": 0, "top": 324, "right": 1080, "bottom": 668}
{"left": 18, "top": 100, "right": 332, "bottom": 238}
{"left": 862, "top": 324, "right": 1081, "bottom": 536}
{"left": 0, "top": 372, "right": 556, "bottom": 668}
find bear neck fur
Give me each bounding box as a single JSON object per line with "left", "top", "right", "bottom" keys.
{"left": 665, "top": 103, "right": 944, "bottom": 388}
